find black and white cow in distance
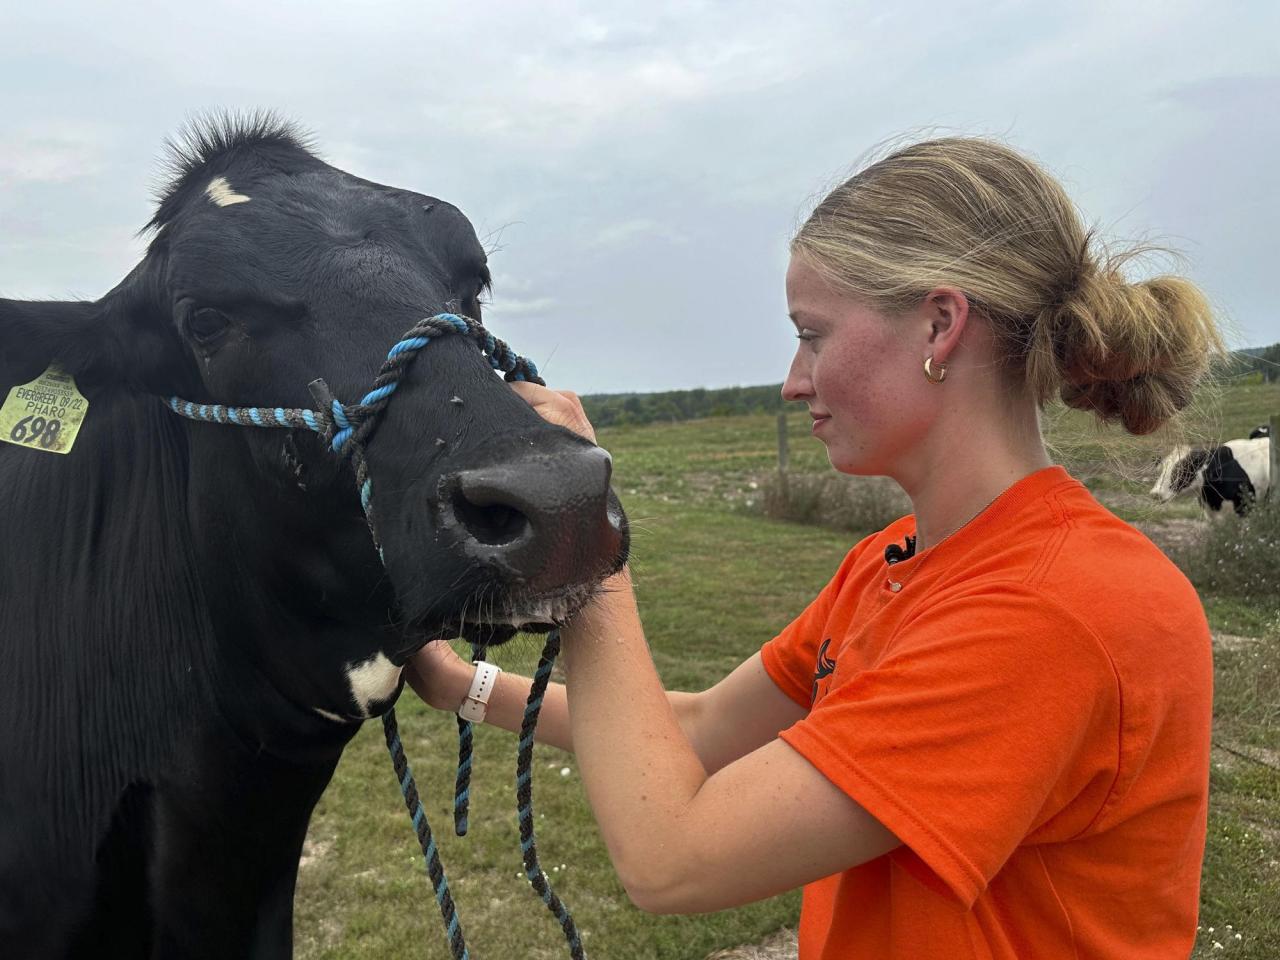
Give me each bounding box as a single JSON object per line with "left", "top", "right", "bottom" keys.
{"left": 0, "top": 116, "right": 629, "bottom": 959}
{"left": 1149, "top": 437, "right": 1272, "bottom": 516}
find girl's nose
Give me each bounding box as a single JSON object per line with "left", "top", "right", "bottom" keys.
{"left": 781, "top": 356, "right": 812, "bottom": 403}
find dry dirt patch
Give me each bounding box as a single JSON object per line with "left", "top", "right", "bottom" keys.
{"left": 705, "top": 927, "right": 798, "bottom": 960}
{"left": 298, "top": 834, "right": 334, "bottom": 871}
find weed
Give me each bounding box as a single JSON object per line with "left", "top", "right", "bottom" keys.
{"left": 1175, "top": 501, "right": 1280, "bottom": 620}
{"left": 757, "top": 472, "right": 909, "bottom": 534}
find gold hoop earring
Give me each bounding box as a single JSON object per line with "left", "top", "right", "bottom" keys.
{"left": 923, "top": 356, "right": 948, "bottom": 384}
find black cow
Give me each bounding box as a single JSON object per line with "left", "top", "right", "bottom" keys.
{"left": 0, "top": 116, "right": 628, "bottom": 958}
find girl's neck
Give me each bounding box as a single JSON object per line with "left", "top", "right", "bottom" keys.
{"left": 899, "top": 399, "right": 1052, "bottom": 553}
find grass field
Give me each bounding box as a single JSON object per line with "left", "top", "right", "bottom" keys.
{"left": 295, "top": 381, "right": 1280, "bottom": 960}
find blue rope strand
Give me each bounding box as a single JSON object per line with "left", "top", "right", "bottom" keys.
{"left": 516, "top": 630, "right": 586, "bottom": 959}
{"left": 454, "top": 640, "right": 483, "bottom": 836}
{"left": 383, "top": 710, "right": 469, "bottom": 960}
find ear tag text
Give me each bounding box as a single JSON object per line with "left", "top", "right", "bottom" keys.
{"left": 0, "top": 363, "right": 90, "bottom": 455}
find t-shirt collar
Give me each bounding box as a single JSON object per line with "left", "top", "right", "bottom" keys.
{"left": 883, "top": 465, "right": 1074, "bottom": 578}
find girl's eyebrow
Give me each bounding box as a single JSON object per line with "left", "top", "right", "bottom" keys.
{"left": 788, "top": 310, "right": 824, "bottom": 326}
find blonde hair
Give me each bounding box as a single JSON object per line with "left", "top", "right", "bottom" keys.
{"left": 792, "top": 137, "right": 1226, "bottom": 436}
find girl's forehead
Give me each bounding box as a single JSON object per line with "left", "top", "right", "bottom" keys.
{"left": 786, "top": 258, "right": 869, "bottom": 323}
{"left": 785, "top": 257, "right": 839, "bottom": 304}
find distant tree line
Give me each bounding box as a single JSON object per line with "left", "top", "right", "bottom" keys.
{"left": 581, "top": 345, "right": 1279, "bottom": 429}
{"left": 1235, "top": 343, "right": 1280, "bottom": 383}
{"left": 581, "top": 384, "right": 795, "bottom": 427}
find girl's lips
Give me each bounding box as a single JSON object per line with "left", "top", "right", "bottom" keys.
{"left": 811, "top": 415, "right": 831, "bottom": 434}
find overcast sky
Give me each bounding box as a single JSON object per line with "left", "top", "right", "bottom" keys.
{"left": 2, "top": 1, "right": 1276, "bottom": 393}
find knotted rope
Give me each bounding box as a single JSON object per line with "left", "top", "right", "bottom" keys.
{"left": 166, "top": 312, "right": 587, "bottom": 960}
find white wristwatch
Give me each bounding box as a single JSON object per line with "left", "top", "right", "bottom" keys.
{"left": 457, "top": 660, "right": 502, "bottom": 723}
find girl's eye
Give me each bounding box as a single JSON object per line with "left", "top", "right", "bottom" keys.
{"left": 795, "top": 329, "right": 818, "bottom": 342}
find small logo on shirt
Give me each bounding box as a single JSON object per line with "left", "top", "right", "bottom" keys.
{"left": 811, "top": 637, "right": 836, "bottom": 704}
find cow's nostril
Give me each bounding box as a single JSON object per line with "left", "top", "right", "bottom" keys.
{"left": 452, "top": 494, "right": 531, "bottom": 547}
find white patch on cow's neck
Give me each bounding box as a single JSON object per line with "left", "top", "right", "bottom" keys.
{"left": 205, "top": 176, "right": 251, "bottom": 207}
{"left": 345, "top": 653, "right": 402, "bottom": 718}
{"left": 314, "top": 707, "right": 348, "bottom": 723}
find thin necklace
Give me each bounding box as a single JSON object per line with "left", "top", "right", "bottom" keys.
{"left": 885, "top": 487, "right": 1006, "bottom": 591}
{"left": 923, "top": 488, "right": 1005, "bottom": 552}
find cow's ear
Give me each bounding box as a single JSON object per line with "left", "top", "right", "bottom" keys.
{"left": 0, "top": 299, "right": 118, "bottom": 390}
{"left": 1, "top": 293, "right": 195, "bottom": 396}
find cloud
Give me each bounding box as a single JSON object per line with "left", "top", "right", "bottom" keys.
{"left": 487, "top": 295, "right": 558, "bottom": 318}
{"left": 593, "top": 218, "right": 688, "bottom": 250}
{"left": 1, "top": 0, "right": 1277, "bottom": 390}
{"left": 0, "top": 130, "right": 104, "bottom": 186}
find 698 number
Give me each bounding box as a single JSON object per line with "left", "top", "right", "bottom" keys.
{"left": 9, "top": 415, "right": 62, "bottom": 449}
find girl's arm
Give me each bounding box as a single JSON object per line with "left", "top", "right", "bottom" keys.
{"left": 407, "top": 626, "right": 808, "bottom": 776}
{"left": 555, "top": 568, "right": 900, "bottom": 914}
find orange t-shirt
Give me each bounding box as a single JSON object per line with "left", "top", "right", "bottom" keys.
{"left": 761, "top": 466, "right": 1211, "bottom": 960}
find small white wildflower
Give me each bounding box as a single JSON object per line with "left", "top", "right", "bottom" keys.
{"left": 1235, "top": 934, "right": 1243, "bottom": 941}
{"left": 1212, "top": 942, "right": 1223, "bottom": 950}
{"left": 560, "top": 766, "right": 571, "bottom": 777}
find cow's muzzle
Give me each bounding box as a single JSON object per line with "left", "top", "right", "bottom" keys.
{"left": 437, "top": 444, "right": 627, "bottom": 592}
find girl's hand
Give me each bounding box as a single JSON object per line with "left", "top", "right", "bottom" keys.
{"left": 406, "top": 640, "right": 473, "bottom": 712}
{"left": 510, "top": 382, "right": 597, "bottom": 443}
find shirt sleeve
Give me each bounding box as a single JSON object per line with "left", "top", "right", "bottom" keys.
{"left": 778, "top": 583, "right": 1120, "bottom": 906}
{"left": 759, "top": 531, "right": 881, "bottom": 708}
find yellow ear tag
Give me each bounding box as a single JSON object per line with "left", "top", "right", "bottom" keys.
{"left": 0, "top": 363, "right": 90, "bottom": 455}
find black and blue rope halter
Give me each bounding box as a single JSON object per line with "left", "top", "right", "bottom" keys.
{"left": 166, "top": 312, "right": 586, "bottom": 960}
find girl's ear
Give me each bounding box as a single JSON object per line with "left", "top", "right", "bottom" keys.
{"left": 922, "top": 287, "right": 970, "bottom": 364}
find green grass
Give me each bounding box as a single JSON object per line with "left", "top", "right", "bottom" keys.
{"left": 295, "top": 379, "right": 1280, "bottom": 959}
{"left": 1192, "top": 630, "right": 1280, "bottom": 960}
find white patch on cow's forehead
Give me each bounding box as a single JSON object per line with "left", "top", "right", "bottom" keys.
{"left": 205, "top": 176, "right": 251, "bottom": 207}
{"left": 345, "top": 652, "right": 403, "bottom": 718}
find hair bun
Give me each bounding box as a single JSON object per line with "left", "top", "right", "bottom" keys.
{"left": 1048, "top": 270, "right": 1215, "bottom": 435}
{"left": 1060, "top": 372, "right": 1193, "bottom": 436}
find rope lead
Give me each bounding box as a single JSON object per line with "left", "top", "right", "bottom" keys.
{"left": 516, "top": 630, "right": 586, "bottom": 959}
{"left": 454, "top": 641, "right": 484, "bottom": 836}
{"left": 384, "top": 710, "right": 470, "bottom": 960}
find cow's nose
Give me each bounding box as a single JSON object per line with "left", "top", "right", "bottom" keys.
{"left": 439, "top": 445, "right": 625, "bottom": 589}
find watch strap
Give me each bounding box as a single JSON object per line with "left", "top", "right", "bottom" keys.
{"left": 457, "top": 660, "right": 502, "bottom": 723}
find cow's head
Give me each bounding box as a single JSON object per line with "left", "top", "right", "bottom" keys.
{"left": 0, "top": 116, "right": 628, "bottom": 724}
{"left": 1149, "top": 444, "right": 1211, "bottom": 502}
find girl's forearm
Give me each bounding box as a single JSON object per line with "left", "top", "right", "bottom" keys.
{"left": 559, "top": 570, "right": 709, "bottom": 900}
{"left": 435, "top": 636, "right": 704, "bottom": 759}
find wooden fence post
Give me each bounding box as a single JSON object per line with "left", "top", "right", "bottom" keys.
{"left": 776, "top": 412, "right": 790, "bottom": 472}
{"left": 1270, "top": 413, "right": 1279, "bottom": 505}
{"left": 777, "top": 411, "right": 790, "bottom": 501}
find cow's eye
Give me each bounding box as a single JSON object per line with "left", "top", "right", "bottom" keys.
{"left": 188, "top": 308, "right": 230, "bottom": 343}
